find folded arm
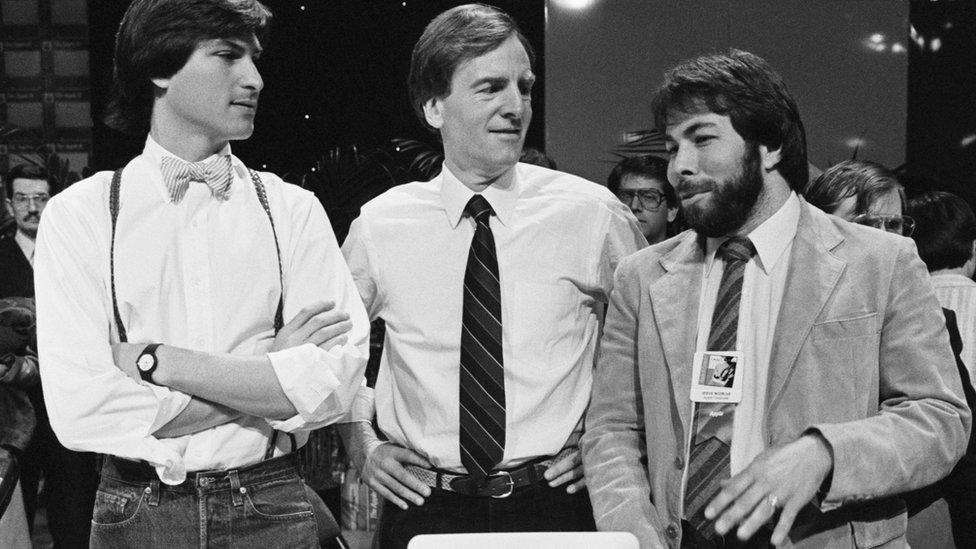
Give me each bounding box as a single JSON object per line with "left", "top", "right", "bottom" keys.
{"left": 111, "top": 301, "right": 351, "bottom": 420}
{"left": 35, "top": 197, "right": 193, "bottom": 455}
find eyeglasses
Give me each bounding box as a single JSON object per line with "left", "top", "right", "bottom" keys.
{"left": 11, "top": 193, "right": 50, "bottom": 207}
{"left": 615, "top": 189, "right": 667, "bottom": 211}
{"left": 852, "top": 213, "right": 916, "bottom": 237}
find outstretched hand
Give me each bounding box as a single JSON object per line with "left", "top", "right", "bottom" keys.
{"left": 705, "top": 434, "right": 833, "bottom": 546}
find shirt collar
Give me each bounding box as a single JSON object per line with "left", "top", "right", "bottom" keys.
{"left": 931, "top": 272, "right": 976, "bottom": 286}
{"left": 441, "top": 162, "right": 519, "bottom": 229}
{"left": 14, "top": 230, "right": 34, "bottom": 263}
{"left": 704, "top": 191, "right": 801, "bottom": 276}
{"left": 142, "top": 135, "right": 238, "bottom": 203}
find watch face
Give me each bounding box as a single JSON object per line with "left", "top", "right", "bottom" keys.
{"left": 137, "top": 354, "right": 156, "bottom": 372}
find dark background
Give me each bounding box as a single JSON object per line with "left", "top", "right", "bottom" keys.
{"left": 87, "top": 0, "right": 546, "bottom": 176}
{"left": 906, "top": 1, "right": 976, "bottom": 203}
{"left": 85, "top": 1, "right": 976, "bottom": 207}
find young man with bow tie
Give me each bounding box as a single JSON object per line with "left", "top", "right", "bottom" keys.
{"left": 33, "top": 1, "right": 368, "bottom": 546}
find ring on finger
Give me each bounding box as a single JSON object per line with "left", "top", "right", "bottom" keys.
{"left": 766, "top": 494, "right": 780, "bottom": 509}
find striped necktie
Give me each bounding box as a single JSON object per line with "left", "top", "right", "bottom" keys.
{"left": 160, "top": 155, "right": 233, "bottom": 203}
{"left": 459, "top": 194, "right": 505, "bottom": 480}
{"left": 684, "top": 236, "right": 756, "bottom": 543}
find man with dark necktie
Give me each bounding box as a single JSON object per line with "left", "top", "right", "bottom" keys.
{"left": 581, "top": 49, "right": 969, "bottom": 548}
{"left": 338, "top": 5, "right": 645, "bottom": 547}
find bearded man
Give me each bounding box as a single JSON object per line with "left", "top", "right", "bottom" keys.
{"left": 580, "top": 49, "right": 969, "bottom": 548}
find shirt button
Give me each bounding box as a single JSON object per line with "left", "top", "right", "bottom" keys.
{"left": 674, "top": 456, "right": 684, "bottom": 469}
{"left": 666, "top": 523, "right": 679, "bottom": 539}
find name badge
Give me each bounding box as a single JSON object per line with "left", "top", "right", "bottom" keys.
{"left": 690, "top": 350, "right": 744, "bottom": 404}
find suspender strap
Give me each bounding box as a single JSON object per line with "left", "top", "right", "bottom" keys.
{"left": 264, "top": 431, "right": 299, "bottom": 461}
{"left": 108, "top": 166, "right": 291, "bottom": 458}
{"left": 249, "top": 168, "right": 285, "bottom": 333}
{"left": 109, "top": 168, "right": 127, "bottom": 343}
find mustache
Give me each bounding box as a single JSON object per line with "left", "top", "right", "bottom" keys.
{"left": 22, "top": 214, "right": 40, "bottom": 222}
{"left": 676, "top": 179, "right": 717, "bottom": 199}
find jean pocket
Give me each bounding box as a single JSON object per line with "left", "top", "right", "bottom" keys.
{"left": 243, "top": 476, "right": 315, "bottom": 522}
{"left": 91, "top": 484, "right": 146, "bottom": 528}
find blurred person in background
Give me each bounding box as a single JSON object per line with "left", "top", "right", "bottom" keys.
{"left": 908, "top": 191, "right": 976, "bottom": 375}
{"left": 607, "top": 155, "right": 679, "bottom": 245}
{"left": 1, "top": 163, "right": 98, "bottom": 547}
{"left": 803, "top": 159, "right": 913, "bottom": 236}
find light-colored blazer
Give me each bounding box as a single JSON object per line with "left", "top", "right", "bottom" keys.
{"left": 581, "top": 199, "right": 971, "bottom": 548}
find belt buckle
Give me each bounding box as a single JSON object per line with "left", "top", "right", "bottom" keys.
{"left": 486, "top": 471, "right": 514, "bottom": 498}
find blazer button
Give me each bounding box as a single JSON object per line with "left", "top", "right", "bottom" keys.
{"left": 674, "top": 456, "right": 684, "bottom": 469}
{"left": 666, "top": 523, "right": 679, "bottom": 538}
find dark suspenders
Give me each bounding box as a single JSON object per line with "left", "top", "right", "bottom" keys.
{"left": 109, "top": 167, "right": 296, "bottom": 458}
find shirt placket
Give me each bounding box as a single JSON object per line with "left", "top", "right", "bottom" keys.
{"left": 182, "top": 204, "right": 216, "bottom": 463}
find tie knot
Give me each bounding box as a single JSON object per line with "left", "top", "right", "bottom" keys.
{"left": 719, "top": 236, "right": 756, "bottom": 263}
{"left": 465, "top": 195, "right": 494, "bottom": 222}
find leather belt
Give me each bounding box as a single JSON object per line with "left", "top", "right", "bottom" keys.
{"left": 405, "top": 447, "right": 574, "bottom": 498}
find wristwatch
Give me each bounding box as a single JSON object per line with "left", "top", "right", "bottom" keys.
{"left": 136, "top": 343, "right": 163, "bottom": 384}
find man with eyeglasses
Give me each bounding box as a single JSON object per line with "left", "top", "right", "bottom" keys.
{"left": 1, "top": 163, "right": 100, "bottom": 547}
{"left": 608, "top": 155, "right": 679, "bottom": 244}
{"left": 804, "top": 159, "right": 915, "bottom": 236}
{"left": 851, "top": 212, "right": 915, "bottom": 236}
{"left": 2, "top": 164, "right": 51, "bottom": 282}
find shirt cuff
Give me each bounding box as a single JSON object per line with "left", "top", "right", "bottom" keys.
{"left": 267, "top": 343, "right": 341, "bottom": 422}
{"left": 145, "top": 383, "right": 193, "bottom": 435}
{"left": 149, "top": 442, "right": 189, "bottom": 485}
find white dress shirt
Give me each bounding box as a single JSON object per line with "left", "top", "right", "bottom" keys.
{"left": 931, "top": 272, "right": 976, "bottom": 379}
{"left": 693, "top": 192, "right": 800, "bottom": 473}
{"left": 342, "top": 162, "right": 645, "bottom": 472}
{"left": 35, "top": 136, "right": 369, "bottom": 484}
{"left": 14, "top": 230, "right": 34, "bottom": 266}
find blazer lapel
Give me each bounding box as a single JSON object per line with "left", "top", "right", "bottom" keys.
{"left": 766, "top": 202, "right": 846, "bottom": 408}
{"left": 650, "top": 233, "right": 705, "bottom": 428}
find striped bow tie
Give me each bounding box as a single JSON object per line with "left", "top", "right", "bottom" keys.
{"left": 160, "top": 155, "right": 233, "bottom": 203}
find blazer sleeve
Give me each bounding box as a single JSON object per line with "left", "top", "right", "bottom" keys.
{"left": 581, "top": 254, "right": 668, "bottom": 548}
{"left": 812, "top": 239, "right": 971, "bottom": 509}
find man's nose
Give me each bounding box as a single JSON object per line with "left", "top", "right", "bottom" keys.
{"left": 501, "top": 85, "right": 525, "bottom": 118}
{"left": 628, "top": 194, "right": 643, "bottom": 211}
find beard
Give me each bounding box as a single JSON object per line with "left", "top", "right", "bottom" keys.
{"left": 678, "top": 144, "right": 763, "bottom": 238}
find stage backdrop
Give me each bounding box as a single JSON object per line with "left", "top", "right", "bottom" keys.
{"left": 545, "top": 0, "right": 909, "bottom": 185}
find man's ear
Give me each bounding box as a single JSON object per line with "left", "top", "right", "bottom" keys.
{"left": 422, "top": 98, "right": 444, "bottom": 130}
{"left": 759, "top": 144, "right": 783, "bottom": 172}
{"left": 4, "top": 198, "right": 13, "bottom": 218}
{"left": 667, "top": 206, "right": 678, "bottom": 223}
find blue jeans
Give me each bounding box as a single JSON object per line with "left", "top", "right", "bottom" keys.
{"left": 378, "top": 481, "right": 596, "bottom": 548}
{"left": 90, "top": 455, "right": 319, "bottom": 548}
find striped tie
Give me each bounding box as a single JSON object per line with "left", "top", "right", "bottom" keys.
{"left": 684, "top": 236, "right": 756, "bottom": 542}
{"left": 459, "top": 194, "right": 505, "bottom": 481}
{"left": 160, "top": 155, "right": 233, "bottom": 203}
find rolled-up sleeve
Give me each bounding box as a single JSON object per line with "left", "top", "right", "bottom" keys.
{"left": 264, "top": 183, "right": 370, "bottom": 431}
{"left": 35, "top": 192, "right": 191, "bottom": 472}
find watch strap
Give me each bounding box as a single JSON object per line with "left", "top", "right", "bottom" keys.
{"left": 137, "top": 343, "right": 163, "bottom": 383}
